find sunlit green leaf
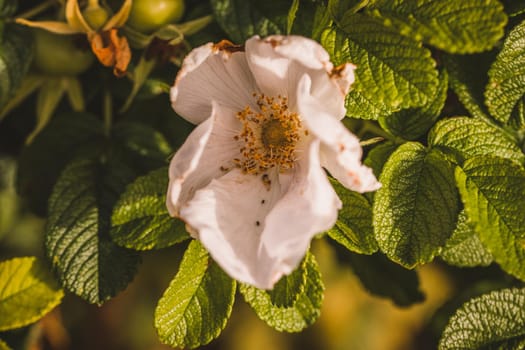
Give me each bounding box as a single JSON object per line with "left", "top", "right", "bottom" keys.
{"left": 374, "top": 142, "right": 459, "bottom": 267}
{"left": 379, "top": 70, "right": 448, "bottom": 140}
{"left": 322, "top": 13, "right": 438, "bottom": 119}
{"left": 429, "top": 117, "right": 525, "bottom": 165}
{"left": 440, "top": 210, "right": 493, "bottom": 268}
{"left": 328, "top": 178, "right": 377, "bottom": 254}
{"left": 111, "top": 167, "right": 189, "bottom": 250}
{"left": 155, "top": 240, "right": 236, "bottom": 349}
{"left": 439, "top": 288, "right": 525, "bottom": 350}
{"left": 240, "top": 253, "right": 323, "bottom": 332}
{"left": 368, "top": 0, "right": 507, "bottom": 53}
{"left": 486, "top": 19, "right": 525, "bottom": 125}
{"left": 46, "top": 158, "right": 140, "bottom": 304}
{"left": 455, "top": 156, "right": 525, "bottom": 282}
{"left": 0, "top": 257, "right": 63, "bottom": 331}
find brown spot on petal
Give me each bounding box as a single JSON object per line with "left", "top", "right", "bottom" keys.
{"left": 329, "top": 63, "right": 355, "bottom": 95}
{"left": 266, "top": 37, "right": 283, "bottom": 48}
{"left": 213, "top": 39, "right": 244, "bottom": 54}
{"left": 90, "top": 28, "right": 131, "bottom": 77}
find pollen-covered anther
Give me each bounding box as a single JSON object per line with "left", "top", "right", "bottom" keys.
{"left": 233, "top": 93, "right": 302, "bottom": 175}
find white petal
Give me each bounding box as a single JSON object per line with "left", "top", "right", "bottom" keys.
{"left": 297, "top": 75, "right": 381, "bottom": 192}
{"left": 170, "top": 42, "right": 258, "bottom": 124}
{"left": 261, "top": 139, "right": 342, "bottom": 275}
{"left": 180, "top": 169, "right": 285, "bottom": 289}
{"left": 167, "top": 102, "right": 242, "bottom": 216}
{"left": 245, "top": 35, "right": 354, "bottom": 118}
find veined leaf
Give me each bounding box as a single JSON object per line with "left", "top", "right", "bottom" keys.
{"left": 328, "top": 178, "right": 377, "bottom": 254}
{"left": 455, "top": 156, "right": 525, "bottom": 282}
{"left": 368, "top": 0, "right": 507, "bottom": 54}
{"left": 0, "top": 257, "right": 63, "bottom": 331}
{"left": 321, "top": 13, "right": 438, "bottom": 119}
{"left": 440, "top": 210, "right": 493, "bottom": 268}
{"left": 268, "top": 257, "right": 307, "bottom": 308}
{"left": 486, "top": 19, "right": 525, "bottom": 125}
{"left": 0, "top": 24, "right": 33, "bottom": 109}
{"left": 373, "top": 142, "right": 459, "bottom": 268}
{"left": 429, "top": 117, "right": 525, "bottom": 165}
{"left": 46, "top": 158, "right": 140, "bottom": 304}
{"left": 210, "top": 0, "right": 286, "bottom": 43}
{"left": 439, "top": 288, "right": 525, "bottom": 350}
{"left": 344, "top": 91, "right": 394, "bottom": 120}
{"left": 240, "top": 252, "right": 323, "bottom": 332}
{"left": 155, "top": 240, "right": 236, "bottom": 349}
{"left": 379, "top": 70, "right": 448, "bottom": 140}
{"left": 111, "top": 167, "right": 189, "bottom": 250}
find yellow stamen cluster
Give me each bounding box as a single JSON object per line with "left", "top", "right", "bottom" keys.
{"left": 233, "top": 93, "right": 302, "bottom": 175}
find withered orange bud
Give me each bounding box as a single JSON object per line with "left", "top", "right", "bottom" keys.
{"left": 90, "top": 28, "right": 131, "bottom": 77}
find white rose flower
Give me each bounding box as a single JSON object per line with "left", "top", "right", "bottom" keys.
{"left": 167, "top": 35, "right": 380, "bottom": 289}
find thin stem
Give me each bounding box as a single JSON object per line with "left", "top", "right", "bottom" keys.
{"left": 17, "top": 0, "right": 57, "bottom": 20}
{"left": 103, "top": 89, "right": 112, "bottom": 136}
{"left": 359, "top": 120, "right": 393, "bottom": 140}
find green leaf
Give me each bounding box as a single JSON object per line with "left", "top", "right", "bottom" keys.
{"left": 0, "top": 24, "right": 33, "bottom": 109}
{"left": 240, "top": 252, "right": 323, "bottom": 332}
{"left": 0, "top": 257, "right": 63, "bottom": 331}
{"left": 268, "top": 258, "right": 307, "bottom": 308}
{"left": 46, "top": 158, "right": 140, "bottom": 304}
{"left": 210, "top": 0, "right": 286, "bottom": 43}
{"left": 368, "top": 0, "right": 507, "bottom": 54}
{"left": 0, "top": 339, "right": 11, "bottom": 350}
{"left": 455, "top": 156, "right": 525, "bottom": 282}
{"left": 429, "top": 117, "right": 525, "bottom": 165}
{"left": 373, "top": 142, "right": 459, "bottom": 268}
{"left": 343, "top": 91, "right": 394, "bottom": 120}
{"left": 111, "top": 122, "right": 172, "bottom": 174}
{"left": 286, "top": 0, "right": 299, "bottom": 34}
{"left": 379, "top": 70, "right": 448, "bottom": 140}
{"left": 443, "top": 52, "right": 495, "bottom": 120}
{"left": 327, "top": 178, "right": 378, "bottom": 254}
{"left": 17, "top": 112, "right": 105, "bottom": 215}
{"left": 321, "top": 13, "right": 438, "bottom": 119}
{"left": 439, "top": 288, "right": 525, "bottom": 350}
{"left": 155, "top": 240, "right": 236, "bottom": 349}
{"left": 363, "top": 141, "right": 398, "bottom": 178}
{"left": 336, "top": 251, "right": 425, "bottom": 307}
{"left": 440, "top": 210, "right": 493, "bottom": 268}
{"left": 328, "top": 0, "right": 368, "bottom": 23}
{"left": 486, "top": 19, "right": 525, "bottom": 125}
{"left": 111, "top": 167, "right": 189, "bottom": 250}
{"left": 0, "top": 0, "right": 17, "bottom": 18}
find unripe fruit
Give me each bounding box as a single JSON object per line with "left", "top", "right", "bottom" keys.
{"left": 127, "top": 0, "right": 185, "bottom": 34}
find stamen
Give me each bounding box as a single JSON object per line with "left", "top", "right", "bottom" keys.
{"left": 232, "top": 93, "right": 303, "bottom": 177}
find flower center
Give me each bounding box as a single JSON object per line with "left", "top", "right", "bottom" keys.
{"left": 233, "top": 93, "right": 303, "bottom": 176}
